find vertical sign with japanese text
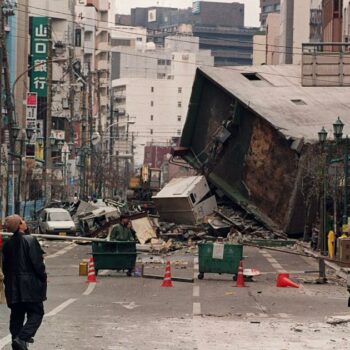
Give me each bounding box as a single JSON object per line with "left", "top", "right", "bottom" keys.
{"left": 30, "top": 17, "right": 48, "bottom": 97}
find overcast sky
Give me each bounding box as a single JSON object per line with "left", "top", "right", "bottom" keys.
{"left": 113, "top": 0, "right": 260, "bottom": 27}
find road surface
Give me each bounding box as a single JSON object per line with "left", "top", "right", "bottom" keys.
{"left": 1, "top": 241, "right": 349, "bottom": 349}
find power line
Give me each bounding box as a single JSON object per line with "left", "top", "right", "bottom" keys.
{"left": 21, "top": 3, "right": 307, "bottom": 53}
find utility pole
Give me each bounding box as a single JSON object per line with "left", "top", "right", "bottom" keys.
{"left": 44, "top": 17, "right": 53, "bottom": 203}
{"left": 3, "top": 2, "right": 15, "bottom": 215}
{"left": 87, "top": 61, "right": 93, "bottom": 196}
{"left": 96, "top": 69, "right": 102, "bottom": 196}
{"left": 81, "top": 65, "right": 87, "bottom": 199}
{"left": 0, "top": 0, "right": 4, "bottom": 219}
{"left": 68, "top": 46, "right": 75, "bottom": 200}
{"left": 109, "top": 96, "right": 114, "bottom": 197}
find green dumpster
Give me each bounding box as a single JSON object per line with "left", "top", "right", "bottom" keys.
{"left": 92, "top": 241, "right": 137, "bottom": 277}
{"left": 197, "top": 243, "right": 243, "bottom": 280}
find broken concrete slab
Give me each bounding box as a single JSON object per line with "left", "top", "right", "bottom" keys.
{"left": 326, "top": 315, "right": 350, "bottom": 325}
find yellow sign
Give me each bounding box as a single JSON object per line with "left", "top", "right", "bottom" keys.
{"left": 35, "top": 143, "right": 44, "bottom": 161}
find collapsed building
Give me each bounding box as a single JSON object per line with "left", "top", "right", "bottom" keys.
{"left": 175, "top": 65, "right": 350, "bottom": 235}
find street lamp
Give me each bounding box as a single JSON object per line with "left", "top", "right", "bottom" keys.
{"left": 318, "top": 127, "right": 328, "bottom": 144}
{"left": 318, "top": 117, "right": 349, "bottom": 245}
{"left": 333, "top": 117, "right": 344, "bottom": 141}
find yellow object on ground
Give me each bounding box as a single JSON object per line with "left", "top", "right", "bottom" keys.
{"left": 328, "top": 230, "right": 335, "bottom": 259}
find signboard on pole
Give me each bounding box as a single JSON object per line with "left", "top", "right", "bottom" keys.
{"left": 26, "top": 92, "right": 37, "bottom": 131}
{"left": 30, "top": 17, "right": 48, "bottom": 97}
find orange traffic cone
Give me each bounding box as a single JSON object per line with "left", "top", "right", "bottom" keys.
{"left": 236, "top": 260, "right": 245, "bottom": 287}
{"left": 276, "top": 272, "right": 299, "bottom": 288}
{"left": 86, "top": 257, "right": 97, "bottom": 283}
{"left": 161, "top": 261, "right": 173, "bottom": 287}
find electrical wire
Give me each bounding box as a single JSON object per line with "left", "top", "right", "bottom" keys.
{"left": 21, "top": 3, "right": 308, "bottom": 53}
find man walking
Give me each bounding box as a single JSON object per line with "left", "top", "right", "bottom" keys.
{"left": 2, "top": 215, "right": 47, "bottom": 350}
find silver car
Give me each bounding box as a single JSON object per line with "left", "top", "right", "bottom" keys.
{"left": 39, "top": 208, "right": 76, "bottom": 235}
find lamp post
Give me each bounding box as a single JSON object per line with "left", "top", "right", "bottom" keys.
{"left": 318, "top": 117, "right": 348, "bottom": 253}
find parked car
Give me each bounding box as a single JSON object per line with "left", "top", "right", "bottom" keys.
{"left": 38, "top": 208, "right": 76, "bottom": 235}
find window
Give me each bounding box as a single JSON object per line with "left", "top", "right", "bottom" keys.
{"left": 150, "top": 129, "right": 153, "bottom": 135}
{"left": 177, "top": 116, "right": 182, "bottom": 122}
{"left": 242, "top": 73, "right": 262, "bottom": 81}
{"left": 166, "top": 59, "right": 171, "bottom": 65}
{"left": 178, "top": 87, "right": 182, "bottom": 93}
{"left": 177, "top": 129, "right": 182, "bottom": 136}
{"left": 157, "top": 73, "right": 166, "bottom": 79}
{"left": 136, "top": 37, "right": 143, "bottom": 42}
{"left": 111, "top": 38, "right": 131, "bottom": 47}
{"left": 150, "top": 115, "right": 154, "bottom": 121}
{"left": 151, "top": 101, "right": 154, "bottom": 107}
{"left": 75, "top": 29, "right": 82, "bottom": 47}
{"left": 178, "top": 101, "right": 182, "bottom": 108}
{"left": 151, "top": 86, "right": 154, "bottom": 92}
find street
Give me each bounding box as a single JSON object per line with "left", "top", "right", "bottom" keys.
{"left": 1, "top": 241, "right": 350, "bottom": 350}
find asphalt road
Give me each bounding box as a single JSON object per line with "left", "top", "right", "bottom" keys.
{"left": 1, "top": 241, "right": 350, "bottom": 349}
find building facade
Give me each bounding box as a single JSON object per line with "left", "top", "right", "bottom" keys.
{"left": 111, "top": 35, "right": 214, "bottom": 166}
{"left": 260, "top": 0, "right": 281, "bottom": 27}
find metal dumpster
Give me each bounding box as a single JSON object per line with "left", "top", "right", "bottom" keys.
{"left": 92, "top": 241, "right": 137, "bottom": 276}
{"left": 197, "top": 243, "right": 243, "bottom": 280}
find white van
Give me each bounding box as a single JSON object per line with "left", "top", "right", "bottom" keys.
{"left": 39, "top": 208, "right": 76, "bottom": 235}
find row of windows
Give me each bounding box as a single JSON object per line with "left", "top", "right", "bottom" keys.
{"left": 157, "top": 59, "right": 171, "bottom": 66}
{"left": 150, "top": 101, "right": 182, "bottom": 107}
{"left": 150, "top": 87, "right": 182, "bottom": 93}
{"left": 149, "top": 129, "right": 182, "bottom": 135}
{"left": 150, "top": 115, "right": 182, "bottom": 121}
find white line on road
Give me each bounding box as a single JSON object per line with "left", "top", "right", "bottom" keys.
{"left": 193, "top": 302, "right": 201, "bottom": 316}
{"left": 45, "top": 298, "right": 77, "bottom": 317}
{"left": 0, "top": 298, "right": 78, "bottom": 349}
{"left": 83, "top": 283, "right": 96, "bottom": 296}
{"left": 46, "top": 243, "right": 76, "bottom": 259}
{"left": 0, "top": 335, "right": 11, "bottom": 349}
{"left": 193, "top": 285, "right": 200, "bottom": 297}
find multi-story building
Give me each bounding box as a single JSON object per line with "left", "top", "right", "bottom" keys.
{"left": 111, "top": 35, "right": 214, "bottom": 166}
{"left": 260, "top": 0, "right": 280, "bottom": 27}
{"left": 127, "top": 2, "right": 257, "bottom": 67}
{"left": 254, "top": 0, "right": 323, "bottom": 65}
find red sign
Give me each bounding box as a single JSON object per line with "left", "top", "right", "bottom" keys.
{"left": 73, "top": 122, "right": 81, "bottom": 147}
{"left": 27, "top": 92, "right": 37, "bottom": 107}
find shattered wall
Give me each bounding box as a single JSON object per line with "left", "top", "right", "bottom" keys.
{"left": 181, "top": 72, "right": 312, "bottom": 235}
{"left": 244, "top": 117, "right": 298, "bottom": 229}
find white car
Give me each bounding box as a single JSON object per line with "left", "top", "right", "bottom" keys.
{"left": 39, "top": 208, "right": 76, "bottom": 235}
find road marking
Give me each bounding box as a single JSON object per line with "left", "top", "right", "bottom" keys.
{"left": 0, "top": 335, "right": 11, "bottom": 349}
{"left": 83, "top": 282, "right": 96, "bottom": 296}
{"left": 0, "top": 298, "right": 78, "bottom": 349}
{"left": 193, "top": 302, "right": 201, "bottom": 315}
{"left": 46, "top": 243, "right": 76, "bottom": 259}
{"left": 261, "top": 250, "right": 284, "bottom": 272}
{"left": 193, "top": 285, "right": 200, "bottom": 297}
{"left": 45, "top": 298, "right": 77, "bottom": 317}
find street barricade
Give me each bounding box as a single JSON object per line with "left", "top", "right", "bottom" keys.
{"left": 92, "top": 241, "right": 137, "bottom": 277}
{"left": 197, "top": 242, "right": 243, "bottom": 280}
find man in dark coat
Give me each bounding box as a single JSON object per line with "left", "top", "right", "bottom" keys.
{"left": 2, "top": 215, "right": 47, "bottom": 350}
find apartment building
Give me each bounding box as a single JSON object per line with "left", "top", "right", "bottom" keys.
{"left": 260, "top": 0, "right": 280, "bottom": 27}
{"left": 111, "top": 35, "right": 214, "bottom": 166}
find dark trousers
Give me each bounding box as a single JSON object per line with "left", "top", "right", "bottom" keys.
{"left": 9, "top": 302, "right": 44, "bottom": 341}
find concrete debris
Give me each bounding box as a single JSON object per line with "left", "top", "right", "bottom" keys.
{"left": 326, "top": 315, "right": 350, "bottom": 325}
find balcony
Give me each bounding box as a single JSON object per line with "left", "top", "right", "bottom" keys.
{"left": 302, "top": 43, "right": 350, "bottom": 86}
{"left": 96, "top": 41, "right": 109, "bottom": 53}
{"left": 97, "top": 60, "right": 109, "bottom": 71}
